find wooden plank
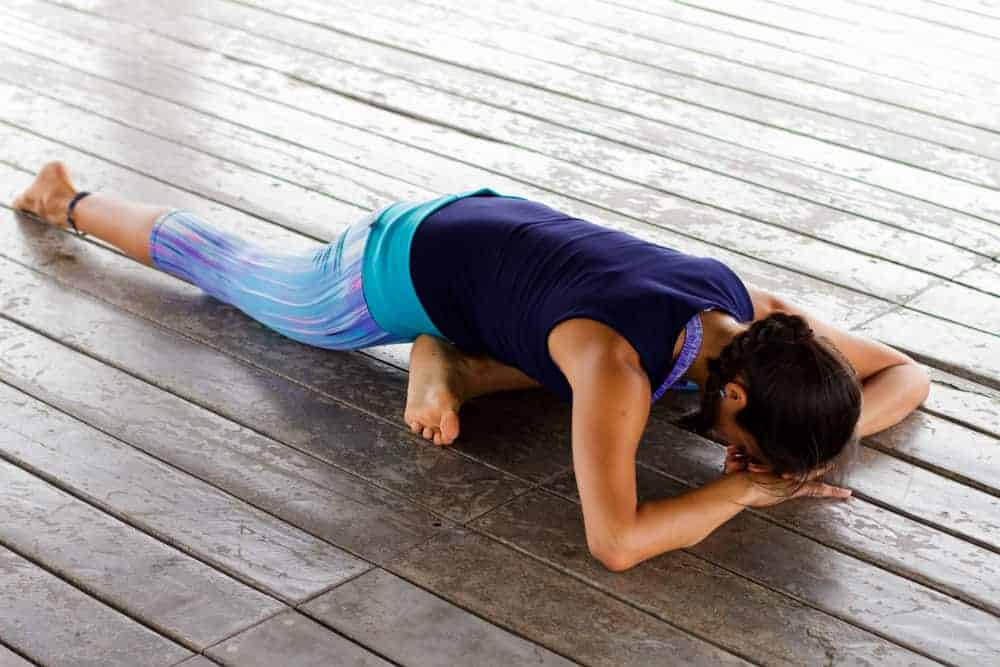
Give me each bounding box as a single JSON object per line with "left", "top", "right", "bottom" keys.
{"left": 0, "top": 457, "right": 283, "bottom": 649}
{"left": 0, "top": 544, "right": 191, "bottom": 667}
{"left": 0, "top": 645, "right": 33, "bottom": 667}
{"left": 0, "top": 283, "right": 449, "bottom": 563}
{"left": 510, "top": 0, "right": 1000, "bottom": 103}
{"left": 109, "top": 0, "right": 1000, "bottom": 237}
{"left": 300, "top": 568, "right": 577, "bottom": 666}
{"left": 6, "top": 2, "right": 993, "bottom": 299}
{"left": 937, "top": 0, "right": 1000, "bottom": 20}
{"left": 0, "top": 377, "right": 369, "bottom": 604}
{"left": 476, "top": 486, "right": 960, "bottom": 665}
{"left": 299, "top": 0, "right": 1000, "bottom": 189}
{"left": 758, "top": 0, "right": 1000, "bottom": 50}
{"left": 174, "top": 658, "right": 218, "bottom": 667}
{"left": 387, "top": 0, "right": 1000, "bottom": 262}
{"left": 0, "top": 253, "right": 533, "bottom": 515}
{"left": 0, "top": 35, "right": 899, "bottom": 330}
{"left": 383, "top": 0, "right": 1000, "bottom": 190}
{"left": 860, "top": 308, "right": 1000, "bottom": 389}
{"left": 856, "top": 0, "right": 1000, "bottom": 36}
{"left": 550, "top": 463, "right": 1000, "bottom": 660}
{"left": 670, "top": 0, "right": 1000, "bottom": 80}
{"left": 205, "top": 611, "right": 392, "bottom": 667}
{"left": 387, "top": 528, "right": 750, "bottom": 666}
{"left": 6, "top": 15, "right": 998, "bottom": 275}
{"left": 3, "top": 13, "right": 996, "bottom": 342}
{"left": 924, "top": 367, "right": 1000, "bottom": 437}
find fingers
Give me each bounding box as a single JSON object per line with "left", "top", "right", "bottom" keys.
{"left": 794, "top": 481, "right": 852, "bottom": 500}
{"left": 723, "top": 446, "right": 747, "bottom": 475}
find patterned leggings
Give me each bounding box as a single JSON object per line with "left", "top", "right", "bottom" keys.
{"left": 148, "top": 209, "right": 412, "bottom": 349}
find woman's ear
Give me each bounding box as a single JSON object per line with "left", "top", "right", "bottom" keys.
{"left": 722, "top": 381, "right": 748, "bottom": 409}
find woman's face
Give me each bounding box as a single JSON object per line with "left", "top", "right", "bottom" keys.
{"left": 707, "top": 381, "right": 773, "bottom": 471}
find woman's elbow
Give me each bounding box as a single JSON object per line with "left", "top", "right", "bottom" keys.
{"left": 587, "top": 529, "right": 644, "bottom": 572}
{"left": 589, "top": 543, "right": 636, "bottom": 572}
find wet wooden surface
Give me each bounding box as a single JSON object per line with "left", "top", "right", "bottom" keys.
{"left": 0, "top": 0, "right": 997, "bottom": 664}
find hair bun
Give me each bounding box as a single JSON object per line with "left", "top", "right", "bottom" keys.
{"left": 761, "top": 312, "right": 813, "bottom": 345}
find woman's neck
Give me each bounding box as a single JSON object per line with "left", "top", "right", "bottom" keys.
{"left": 685, "top": 311, "right": 750, "bottom": 389}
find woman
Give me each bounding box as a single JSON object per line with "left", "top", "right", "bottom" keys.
{"left": 13, "top": 162, "right": 930, "bottom": 572}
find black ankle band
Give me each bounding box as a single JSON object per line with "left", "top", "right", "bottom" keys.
{"left": 66, "top": 191, "right": 92, "bottom": 235}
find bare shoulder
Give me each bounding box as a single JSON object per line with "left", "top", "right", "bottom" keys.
{"left": 548, "top": 318, "right": 644, "bottom": 383}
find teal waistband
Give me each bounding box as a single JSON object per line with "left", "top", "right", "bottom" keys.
{"left": 361, "top": 187, "right": 524, "bottom": 341}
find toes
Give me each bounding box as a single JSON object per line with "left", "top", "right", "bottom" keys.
{"left": 440, "top": 410, "right": 460, "bottom": 445}
{"left": 422, "top": 426, "right": 434, "bottom": 440}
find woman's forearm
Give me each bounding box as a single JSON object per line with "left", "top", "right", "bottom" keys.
{"left": 856, "top": 362, "right": 930, "bottom": 437}
{"left": 625, "top": 473, "right": 754, "bottom": 568}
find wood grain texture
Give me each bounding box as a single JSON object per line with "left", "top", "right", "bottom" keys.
{"left": 0, "top": 458, "right": 283, "bottom": 650}
{"left": 301, "top": 568, "right": 577, "bottom": 666}
{"left": 0, "top": 377, "right": 368, "bottom": 604}
{"left": 205, "top": 611, "right": 392, "bottom": 667}
{"left": 0, "top": 544, "right": 191, "bottom": 667}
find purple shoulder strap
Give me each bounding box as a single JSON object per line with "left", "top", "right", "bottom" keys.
{"left": 651, "top": 312, "right": 703, "bottom": 404}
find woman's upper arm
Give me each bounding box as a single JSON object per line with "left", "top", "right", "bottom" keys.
{"left": 564, "top": 347, "right": 652, "bottom": 569}
{"left": 745, "top": 286, "right": 916, "bottom": 381}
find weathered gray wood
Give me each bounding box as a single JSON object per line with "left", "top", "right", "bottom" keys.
{"left": 7, "top": 1, "right": 994, "bottom": 302}
{"left": 539, "top": 467, "right": 1000, "bottom": 663}
{"left": 0, "top": 255, "right": 532, "bottom": 516}
{"left": 387, "top": 527, "right": 749, "bottom": 666}
{"left": 0, "top": 292, "right": 448, "bottom": 561}
{"left": 89, "top": 0, "right": 1000, "bottom": 243}
{"left": 860, "top": 308, "right": 1000, "bottom": 389}
{"left": 0, "top": 40, "right": 899, "bottom": 329}
{"left": 475, "top": 486, "right": 946, "bottom": 665}
{"left": 0, "top": 645, "right": 33, "bottom": 667}
{"left": 866, "top": 410, "right": 999, "bottom": 494}
{"left": 264, "top": 0, "right": 1000, "bottom": 195}
{"left": 0, "top": 378, "right": 369, "bottom": 603}
{"left": 174, "top": 657, "right": 218, "bottom": 667}
{"left": 205, "top": 611, "right": 392, "bottom": 667}
{"left": 650, "top": 0, "right": 1000, "bottom": 84}
{"left": 0, "top": 457, "right": 283, "bottom": 649}
{"left": 3, "top": 13, "right": 985, "bottom": 348}
{"left": 301, "top": 568, "right": 576, "bottom": 666}
{"left": 401, "top": 0, "right": 1000, "bottom": 168}
{"left": 737, "top": 0, "right": 1000, "bottom": 54}
{"left": 940, "top": 0, "right": 1000, "bottom": 21}
{"left": 924, "top": 367, "right": 1000, "bottom": 437}
{"left": 0, "top": 544, "right": 191, "bottom": 667}
{"left": 850, "top": 0, "right": 1000, "bottom": 37}
{"left": 513, "top": 0, "right": 1000, "bottom": 116}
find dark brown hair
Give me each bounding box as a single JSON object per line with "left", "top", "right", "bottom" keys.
{"left": 683, "top": 312, "right": 862, "bottom": 487}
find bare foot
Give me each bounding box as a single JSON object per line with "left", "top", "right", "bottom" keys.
{"left": 12, "top": 161, "right": 78, "bottom": 228}
{"left": 404, "top": 335, "right": 481, "bottom": 446}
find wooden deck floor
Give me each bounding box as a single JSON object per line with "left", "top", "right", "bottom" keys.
{"left": 0, "top": 0, "right": 998, "bottom": 664}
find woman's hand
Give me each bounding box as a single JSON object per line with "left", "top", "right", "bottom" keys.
{"left": 723, "top": 446, "right": 853, "bottom": 508}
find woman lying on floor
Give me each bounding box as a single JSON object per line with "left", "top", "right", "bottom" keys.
{"left": 13, "top": 162, "right": 929, "bottom": 572}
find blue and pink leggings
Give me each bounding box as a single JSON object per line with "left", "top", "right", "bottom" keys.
{"left": 148, "top": 208, "right": 411, "bottom": 349}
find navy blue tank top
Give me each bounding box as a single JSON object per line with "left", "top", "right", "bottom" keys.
{"left": 409, "top": 195, "right": 755, "bottom": 404}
